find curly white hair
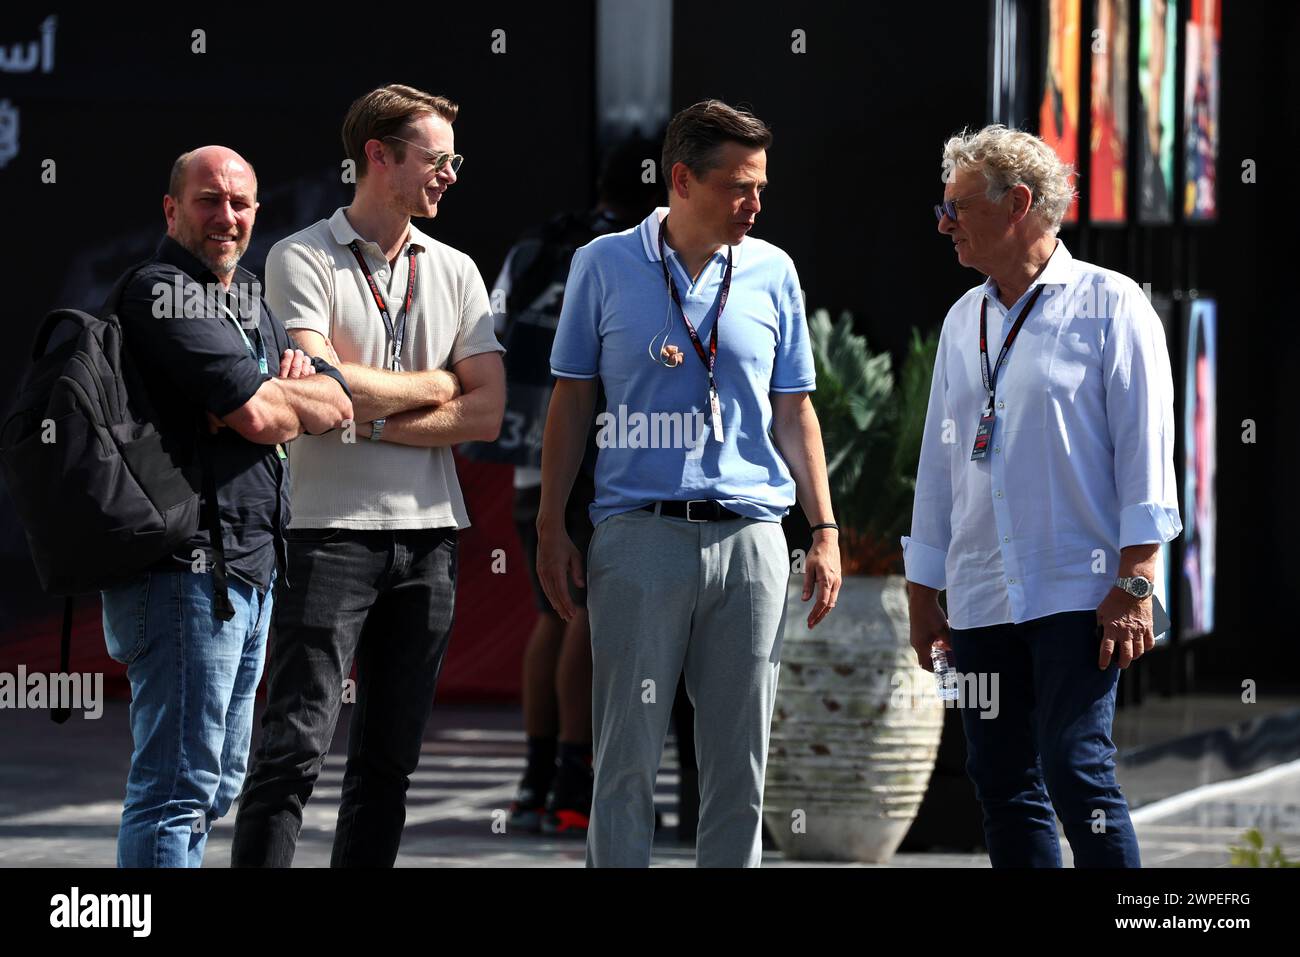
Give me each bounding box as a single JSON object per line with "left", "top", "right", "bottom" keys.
{"left": 942, "top": 125, "right": 1077, "bottom": 233}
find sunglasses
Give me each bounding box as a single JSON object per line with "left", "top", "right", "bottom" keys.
{"left": 383, "top": 135, "right": 464, "bottom": 175}
{"left": 934, "top": 186, "right": 1008, "bottom": 223}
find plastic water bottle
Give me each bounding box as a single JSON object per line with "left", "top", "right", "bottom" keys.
{"left": 931, "top": 642, "right": 959, "bottom": 702}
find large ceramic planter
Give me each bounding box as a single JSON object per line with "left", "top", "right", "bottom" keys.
{"left": 763, "top": 573, "right": 944, "bottom": 862}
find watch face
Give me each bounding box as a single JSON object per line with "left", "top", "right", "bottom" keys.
{"left": 1130, "top": 577, "right": 1153, "bottom": 598}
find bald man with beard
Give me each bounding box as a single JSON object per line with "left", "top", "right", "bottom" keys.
{"left": 99, "top": 146, "right": 353, "bottom": 868}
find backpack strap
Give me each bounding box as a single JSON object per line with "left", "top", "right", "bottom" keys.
{"left": 100, "top": 261, "right": 152, "bottom": 315}
{"left": 49, "top": 596, "right": 74, "bottom": 724}
{"left": 28, "top": 311, "right": 90, "bottom": 361}
{"left": 197, "top": 438, "right": 236, "bottom": 622}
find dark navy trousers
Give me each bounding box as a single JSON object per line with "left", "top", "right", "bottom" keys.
{"left": 948, "top": 609, "right": 1141, "bottom": 868}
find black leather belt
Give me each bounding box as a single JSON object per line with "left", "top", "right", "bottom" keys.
{"left": 642, "top": 500, "right": 744, "bottom": 522}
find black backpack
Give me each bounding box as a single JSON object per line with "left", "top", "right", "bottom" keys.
{"left": 0, "top": 266, "right": 233, "bottom": 720}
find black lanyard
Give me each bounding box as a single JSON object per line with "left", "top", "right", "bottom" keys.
{"left": 349, "top": 240, "right": 418, "bottom": 371}
{"left": 657, "top": 218, "right": 732, "bottom": 393}
{"left": 978, "top": 284, "right": 1046, "bottom": 412}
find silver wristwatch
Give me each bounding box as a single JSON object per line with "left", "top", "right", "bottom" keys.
{"left": 1115, "top": 575, "right": 1153, "bottom": 599}
{"left": 369, "top": 417, "right": 386, "bottom": 442}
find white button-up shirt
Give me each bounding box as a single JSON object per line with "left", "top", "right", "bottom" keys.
{"left": 902, "top": 241, "right": 1182, "bottom": 629}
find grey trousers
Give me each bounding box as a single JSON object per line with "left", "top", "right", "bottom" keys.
{"left": 584, "top": 507, "right": 789, "bottom": 867}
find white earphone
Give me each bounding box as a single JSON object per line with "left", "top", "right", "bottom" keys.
{"left": 648, "top": 270, "right": 687, "bottom": 367}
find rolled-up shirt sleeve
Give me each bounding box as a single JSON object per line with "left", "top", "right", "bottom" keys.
{"left": 119, "top": 270, "right": 265, "bottom": 418}
{"left": 1103, "top": 282, "right": 1183, "bottom": 547}
{"left": 901, "top": 317, "right": 955, "bottom": 590}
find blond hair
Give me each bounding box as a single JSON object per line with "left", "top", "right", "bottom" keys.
{"left": 342, "top": 84, "right": 458, "bottom": 179}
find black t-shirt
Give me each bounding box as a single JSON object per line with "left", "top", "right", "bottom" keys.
{"left": 117, "top": 236, "right": 350, "bottom": 590}
{"left": 461, "top": 208, "right": 619, "bottom": 475}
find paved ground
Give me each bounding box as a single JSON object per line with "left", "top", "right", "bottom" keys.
{"left": 1, "top": 702, "right": 1297, "bottom": 868}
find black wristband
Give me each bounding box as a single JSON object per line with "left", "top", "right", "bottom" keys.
{"left": 810, "top": 523, "right": 839, "bottom": 533}
{"left": 310, "top": 355, "right": 354, "bottom": 400}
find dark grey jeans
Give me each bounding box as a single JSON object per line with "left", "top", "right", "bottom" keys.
{"left": 231, "top": 527, "right": 457, "bottom": 867}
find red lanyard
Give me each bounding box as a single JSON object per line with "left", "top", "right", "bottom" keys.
{"left": 349, "top": 240, "right": 418, "bottom": 371}
{"left": 657, "top": 218, "right": 732, "bottom": 392}
{"left": 978, "top": 284, "right": 1046, "bottom": 411}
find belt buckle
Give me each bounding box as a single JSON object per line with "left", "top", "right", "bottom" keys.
{"left": 685, "top": 499, "right": 710, "bottom": 523}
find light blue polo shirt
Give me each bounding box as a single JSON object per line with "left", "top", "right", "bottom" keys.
{"left": 551, "top": 206, "right": 816, "bottom": 526}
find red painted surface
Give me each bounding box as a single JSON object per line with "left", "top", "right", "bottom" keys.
{"left": 0, "top": 455, "right": 535, "bottom": 703}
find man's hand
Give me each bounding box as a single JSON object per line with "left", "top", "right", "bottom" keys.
{"left": 801, "top": 532, "right": 841, "bottom": 628}
{"left": 277, "top": 348, "right": 316, "bottom": 380}
{"left": 908, "top": 583, "right": 951, "bottom": 673}
{"left": 207, "top": 348, "right": 314, "bottom": 433}
{"left": 288, "top": 327, "right": 464, "bottom": 424}
{"left": 1096, "top": 587, "right": 1154, "bottom": 669}
{"left": 768, "top": 391, "right": 839, "bottom": 627}
{"left": 536, "top": 524, "right": 585, "bottom": 623}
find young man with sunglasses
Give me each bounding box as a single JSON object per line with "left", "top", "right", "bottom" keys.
{"left": 231, "top": 84, "right": 505, "bottom": 867}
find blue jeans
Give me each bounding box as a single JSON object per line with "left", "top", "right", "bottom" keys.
{"left": 101, "top": 569, "right": 273, "bottom": 868}
{"left": 947, "top": 610, "right": 1141, "bottom": 868}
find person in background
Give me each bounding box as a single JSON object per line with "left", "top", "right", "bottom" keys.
{"left": 465, "top": 135, "right": 699, "bottom": 840}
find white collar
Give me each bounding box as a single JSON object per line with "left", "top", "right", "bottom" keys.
{"left": 328, "top": 207, "right": 425, "bottom": 255}
{"left": 639, "top": 206, "right": 742, "bottom": 268}
{"left": 982, "top": 239, "right": 1073, "bottom": 309}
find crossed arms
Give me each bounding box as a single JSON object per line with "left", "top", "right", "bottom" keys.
{"left": 285, "top": 329, "right": 505, "bottom": 446}
{"left": 212, "top": 348, "right": 353, "bottom": 445}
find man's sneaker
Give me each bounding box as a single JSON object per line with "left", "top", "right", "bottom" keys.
{"left": 508, "top": 778, "right": 551, "bottom": 833}
{"left": 541, "top": 805, "right": 590, "bottom": 836}
{"left": 540, "top": 760, "right": 593, "bottom": 837}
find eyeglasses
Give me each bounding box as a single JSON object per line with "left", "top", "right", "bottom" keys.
{"left": 383, "top": 135, "right": 464, "bottom": 175}
{"left": 934, "top": 188, "right": 1005, "bottom": 223}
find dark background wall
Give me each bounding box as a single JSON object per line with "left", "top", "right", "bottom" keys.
{"left": 672, "top": 3, "right": 993, "bottom": 361}
{"left": 0, "top": 7, "right": 597, "bottom": 694}
{"left": 0, "top": 3, "right": 1284, "bottom": 695}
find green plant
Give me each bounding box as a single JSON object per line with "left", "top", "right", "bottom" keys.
{"left": 1228, "top": 828, "right": 1299, "bottom": 867}
{"left": 808, "top": 308, "right": 939, "bottom": 575}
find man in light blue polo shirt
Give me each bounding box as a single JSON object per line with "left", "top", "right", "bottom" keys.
{"left": 537, "top": 100, "right": 841, "bottom": 867}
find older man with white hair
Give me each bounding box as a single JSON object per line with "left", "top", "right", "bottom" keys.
{"left": 903, "top": 125, "right": 1181, "bottom": 867}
